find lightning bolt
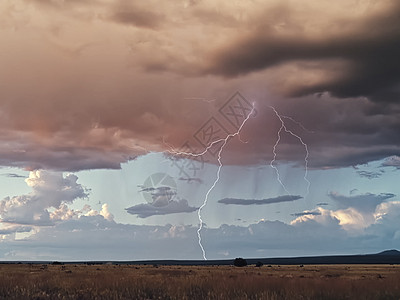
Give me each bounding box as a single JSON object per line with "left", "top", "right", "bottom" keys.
{"left": 165, "top": 104, "right": 256, "bottom": 260}
{"left": 281, "top": 115, "right": 315, "bottom": 134}
{"left": 270, "top": 106, "right": 311, "bottom": 197}
{"left": 136, "top": 99, "right": 310, "bottom": 261}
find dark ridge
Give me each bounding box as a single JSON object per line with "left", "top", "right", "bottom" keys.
{"left": 377, "top": 249, "right": 400, "bottom": 256}
{"left": 1, "top": 250, "right": 399, "bottom": 266}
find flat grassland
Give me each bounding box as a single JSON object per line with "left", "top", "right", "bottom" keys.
{"left": 0, "top": 263, "right": 399, "bottom": 299}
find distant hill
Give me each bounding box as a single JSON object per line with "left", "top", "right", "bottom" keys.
{"left": 377, "top": 249, "right": 400, "bottom": 256}
{"left": 128, "top": 249, "right": 400, "bottom": 266}
{"left": 3, "top": 250, "right": 400, "bottom": 266}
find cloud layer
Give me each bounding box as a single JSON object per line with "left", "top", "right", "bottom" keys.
{"left": 2, "top": 195, "right": 400, "bottom": 260}
{"left": 205, "top": 2, "right": 400, "bottom": 102}
{"left": 0, "top": 170, "right": 114, "bottom": 235}
{"left": 0, "top": 171, "right": 398, "bottom": 260}
{"left": 126, "top": 199, "right": 198, "bottom": 218}
{"left": 218, "top": 195, "right": 302, "bottom": 205}
{"left": 0, "top": 171, "right": 88, "bottom": 226}
{"left": 0, "top": 0, "right": 399, "bottom": 171}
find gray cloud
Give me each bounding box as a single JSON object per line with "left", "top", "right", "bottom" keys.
{"left": 126, "top": 199, "right": 198, "bottom": 218}
{"left": 1, "top": 189, "right": 400, "bottom": 260}
{"left": 4, "top": 202, "right": 400, "bottom": 260}
{"left": 329, "top": 192, "right": 395, "bottom": 214}
{"left": 1, "top": 173, "right": 26, "bottom": 178}
{"left": 0, "top": 226, "right": 32, "bottom": 235}
{"left": 0, "top": 171, "right": 89, "bottom": 228}
{"left": 356, "top": 170, "right": 384, "bottom": 179}
{"left": 0, "top": 1, "right": 399, "bottom": 172}
{"left": 291, "top": 211, "right": 321, "bottom": 217}
{"left": 382, "top": 156, "right": 400, "bottom": 169}
{"left": 150, "top": 187, "right": 177, "bottom": 202}
{"left": 178, "top": 177, "right": 203, "bottom": 184}
{"left": 218, "top": 195, "right": 302, "bottom": 205}
{"left": 205, "top": 2, "right": 400, "bottom": 103}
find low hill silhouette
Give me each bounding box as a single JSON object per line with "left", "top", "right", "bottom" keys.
{"left": 130, "top": 249, "right": 400, "bottom": 266}
{"left": 377, "top": 249, "right": 400, "bottom": 256}
{"left": 4, "top": 250, "right": 400, "bottom": 266}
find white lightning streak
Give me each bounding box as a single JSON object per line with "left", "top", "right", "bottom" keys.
{"left": 165, "top": 104, "right": 255, "bottom": 260}
{"left": 281, "top": 115, "right": 315, "bottom": 134}
{"left": 270, "top": 120, "right": 291, "bottom": 195}
{"left": 270, "top": 106, "right": 311, "bottom": 197}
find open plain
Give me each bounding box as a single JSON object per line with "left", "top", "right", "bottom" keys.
{"left": 0, "top": 263, "right": 399, "bottom": 299}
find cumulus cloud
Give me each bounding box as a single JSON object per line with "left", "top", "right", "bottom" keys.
{"left": 332, "top": 208, "right": 373, "bottom": 231}
{"left": 50, "top": 204, "right": 80, "bottom": 222}
{"left": 100, "top": 203, "right": 114, "bottom": 221}
{"left": 0, "top": 170, "right": 90, "bottom": 230}
{"left": 126, "top": 199, "right": 198, "bottom": 218}
{"left": 218, "top": 195, "right": 302, "bottom": 205}
{"left": 372, "top": 201, "right": 400, "bottom": 237}
{"left": 2, "top": 209, "right": 396, "bottom": 261}
{"left": 292, "top": 191, "right": 399, "bottom": 232}
{"left": 85, "top": 204, "right": 114, "bottom": 222}
{"left": 2, "top": 195, "right": 400, "bottom": 260}
{"left": 291, "top": 207, "right": 368, "bottom": 232}
{"left": 290, "top": 207, "right": 341, "bottom": 228}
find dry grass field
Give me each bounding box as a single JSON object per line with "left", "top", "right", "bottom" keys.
{"left": 0, "top": 263, "right": 399, "bottom": 299}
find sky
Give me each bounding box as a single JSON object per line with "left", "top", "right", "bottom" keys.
{"left": 0, "top": 0, "right": 400, "bottom": 261}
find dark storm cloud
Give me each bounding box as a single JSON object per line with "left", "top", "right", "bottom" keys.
{"left": 218, "top": 195, "right": 302, "bottom": 205}
{"left": 0, "top": 143, "right": 128, "bottom": 172}
{"left": 125, "top": 199, "right": 197, "bottom": 218}
{"left": 329, "top": 192, "right": 395, "bottom": 213}
{"left": 291, "top": 211, "right": 321, "bottom": 217}
{"left": 257, "top": 94, "right": 400, "bottom": 169}
{"left": 1, "top": 173, "right": 26, "bottom": 178}
{"left": 1, "top": 0, "right": 400, "bottom": 171}
{"left": 205, "top": 3, "right": 400, "bottom": 102}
